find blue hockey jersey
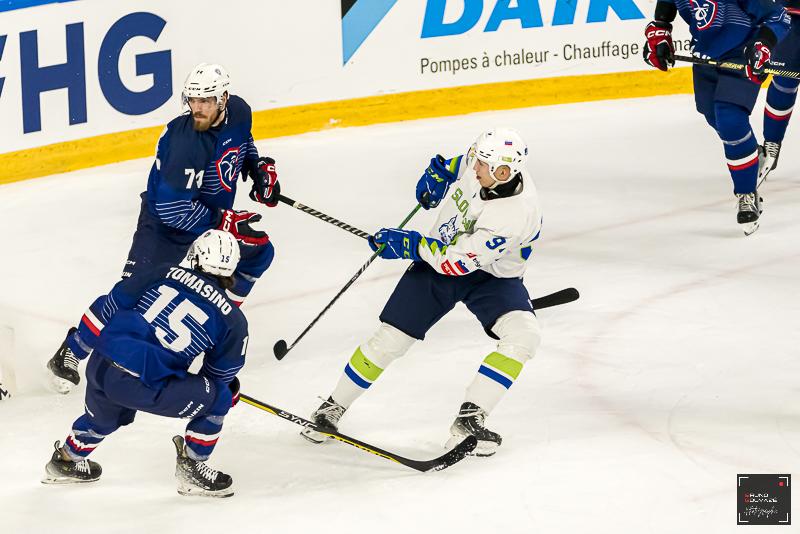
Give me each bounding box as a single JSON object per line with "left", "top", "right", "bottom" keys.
{"left": 144, "top": 95, "right": 260, "bottom": 236}
{"left": 77, "top": 264, "right": 248, "bottom": 390}
{"left": 668, "top": 0, "right": 790, "bottom": 58}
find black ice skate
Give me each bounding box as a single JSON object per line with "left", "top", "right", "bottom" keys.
{"left": 446, "top": 402, "right": 502, "bottom": 457}
{"left": 42, "top": 441, "right": 101, "bottom": 484}
{"left": 47, "top": 328, "right": 80, "bottom": 394}
{"left": 736, "top": 192, "right": 763, "bottom": 236}
{"left": 172, "top": 435, "right": 233, "bottom": 498}
{"left": 757, "top": 142, "right": 781, "bottom": 186}
{"left": 300, "top": 396, "right": 346, "bottom": 444}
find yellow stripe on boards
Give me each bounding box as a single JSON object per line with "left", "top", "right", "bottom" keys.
{"left": 0, "top": 68, "right": 693, "bottom": 185}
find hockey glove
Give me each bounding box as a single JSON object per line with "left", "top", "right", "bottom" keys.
{"left": 369, "top": 228, "right": 422, "bottom": 261}
{"left": 643, "top": 21, "right": 674, "bottom": 71}
{"left": 416, "top": 155, "right": 457, "bottom": 210}
{"left": 744, "top": 29, "right": 775, "bottom": 84}
{"left": 229, "top": 377, "right": 240, "bottom": 407}
{"left": 217, "top": 209, "right": 270, "bottom": 247}
{"left": 246, "top": 157, "right": 280, "bottom": 207}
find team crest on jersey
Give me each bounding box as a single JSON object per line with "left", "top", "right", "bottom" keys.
{"left": 215, "top": 147, "right": 240, "bottom": 192}
{"left": 438, "top": 216, "right": 458, "bottom": 244}
{"left": 690, "top": 0, "right": 718, "bottom": 30}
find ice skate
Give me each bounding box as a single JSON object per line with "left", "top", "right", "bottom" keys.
{"left": 445, "top": 402, "right": 502, "bottom": 457}
{"left": 172, "top": 435, "right": 233, "bottom": 498}
{"left": 42, "top": 441, "right": 101, "bottom": 484}
{"left": 737, "top": 192, "right": 763, "bottom": 236}
{"left": 47, "top": 328, "right": 80, "bottom": 394}
{"left": 757, "top": 142, "right": 780, "bottom": 186}
{"left": 300, "top": 396, "right": 346, "bottom": 444}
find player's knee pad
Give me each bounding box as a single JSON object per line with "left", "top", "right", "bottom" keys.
{"left": 360, "top": 323, "right": 416, "bottom": 369}
{"left": 714, "top": 102, "right": 751, "bottom": 142}
{"left": 491, "top": 311, "right": 541, "bottom": 362}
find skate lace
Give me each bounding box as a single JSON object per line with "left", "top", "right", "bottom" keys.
{"left": 63, "top": 350, "right": 79, "bottom": 372}
{"left": 315, "top": 397, "right": 345, "bottom": 422}
{"left": 763, "top": 141, "right": 780, "bottom": 158}
{"left": 195, "top": 461, "right": 219, "bottom": 482}
{"left": 458, "top": 407, "right": 487, "bottom": 428}
{"left": 75, "top": 460, "right": 91, "bottom": 474}
{"left": 737, "top": 193, "right": 756, "bottom": 211}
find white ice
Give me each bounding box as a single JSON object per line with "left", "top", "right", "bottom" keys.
{"left": 1, "top": 94, "right": 798, "bottom": 533}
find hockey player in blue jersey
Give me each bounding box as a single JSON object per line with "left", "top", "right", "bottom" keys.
{"left": 643, "top": 0, "right": 790, "bottom": 235}
{"left": 759, "top": 1, "right": 800, "bottom": 181}
{"left": 43, "top": 230, "right": 247, "bottom": 497}
{"left": 300, "top": 129, "right": 543, "bottom": 457}
{"left": 48, "top": 63, "right": 277, "bottom": 393}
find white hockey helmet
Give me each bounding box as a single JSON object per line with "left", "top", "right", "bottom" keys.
{"left": 187, "top": 230, "right": 240, "bottom": 277}
{"left": 181, "top": 63, "right": 231, "bottom": 109}
{"left": 469, "top": 128, "right": 529, "bottom": 180}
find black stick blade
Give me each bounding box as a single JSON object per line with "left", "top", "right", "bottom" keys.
{"left": 273, "top": 339, "right": 289, "bottom": 360}
{"left": 427, "top": 435, "right": 478, "bottom": 472}
{"left": 531, "top": 287, "right": 579, "bottom": 310}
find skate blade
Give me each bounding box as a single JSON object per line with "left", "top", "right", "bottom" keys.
{"left": 445, "top": 435, "right": 497, "bottom": 457}
{"left": 757, "top": 171, "right": 770, "bottom": 188}
{"left": 41, "top": 474, "right": 99, "bottom": 485}
{"left": 300, "top": 428, "right": 331, "bottom": 444}
{"left": 742, "top": 221, "right": 760, "bottom": 236}
{"left": 176, "top": 484, "right": 234, "bottom": 498}
{"left": 757, "top": 157, "right": 776, "bottom": 187}
{"left": 49, "top": 376, "right": 76, "bottom": 394}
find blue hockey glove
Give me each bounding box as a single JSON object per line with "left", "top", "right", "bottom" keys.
{"left": 369, "top": 228, "right": 421, "bottom": 260}
{"left": 416, "top": 155, "right": 457, "bottom": 209}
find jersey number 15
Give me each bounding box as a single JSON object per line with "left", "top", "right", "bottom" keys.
{"left": 142, "top": 285, "right": 209, "bottom": 352}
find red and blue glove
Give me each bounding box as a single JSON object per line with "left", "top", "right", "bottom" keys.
{"left": 744, "top": 30, "right": 775, "bottom": 84}
{"left": 369, "top": 228, "right": 421, "bottom": 260}
{"left": 416, "top": 155, "right": 457, "bottom": 209}
{"left": 643, "top": 21, "right": 675, "bottom": 71}
{"left": 217, "top": 209, "right": 269, "bottom": 247}
{"left": 246, "top": 157, "right": 280, "bottom": 207}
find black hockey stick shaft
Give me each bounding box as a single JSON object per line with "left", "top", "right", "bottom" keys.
{"left": 278, "top": 194, "right": 372, "bottom": 240}
{"left": 239, "top": 393, "right": 476, "bottom": 472}
{"left": 274, "top": 203, "right": 422, "bottom": 360}
{"left": 530, "top": 287, "right": 579, "bottom": 310}
{"left": 673, "top": 54, "right": 800, "bottom": 79}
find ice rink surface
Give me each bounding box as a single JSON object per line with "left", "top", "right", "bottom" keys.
{"left": 1, "top": 94, "right": 798, "bottom": 533}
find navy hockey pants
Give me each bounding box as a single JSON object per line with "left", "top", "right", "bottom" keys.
{"left": 379, "top": 261, "right": 534, "bottom": 341}
{"left": 63, "top": 353, "right": 233, "bottom": 461}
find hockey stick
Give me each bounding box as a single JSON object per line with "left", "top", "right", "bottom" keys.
{"left": 278, "top": 194, "right": 371, "bottom": 240}
{"left": 673, "top": 54, "right": 800, "bottom": 79}
{"left": 531, "top": 287, "right": 579, "bottom": 310}
{"left": 274, "top": 203, "right": 423, "bottom": 360}
{"left": 239, "top": 393, "right": 477, "bottom": 472}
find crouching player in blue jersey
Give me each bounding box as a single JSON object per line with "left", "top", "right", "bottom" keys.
{"left": 643, "top": 0, "right": 790, "bottom": 235}
{"left": 759, "top": 1, "right": 800, "bottom": 182}
{"left": 301, "top": 129, "right": 543, "bottom": 457}
{"left": 48, "top": 63, "right": 278, "bottom": 393}
{"left": 43, "top": 230, "right": 248, "bottom": 498}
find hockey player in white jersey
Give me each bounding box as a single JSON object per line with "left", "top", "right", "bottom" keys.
{"left": 302, "top": 128, "right": 543, "bottom": 456}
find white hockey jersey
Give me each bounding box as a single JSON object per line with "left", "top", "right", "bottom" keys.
{"left": 418, "top": 155, "right": 542, "bottom": 278}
